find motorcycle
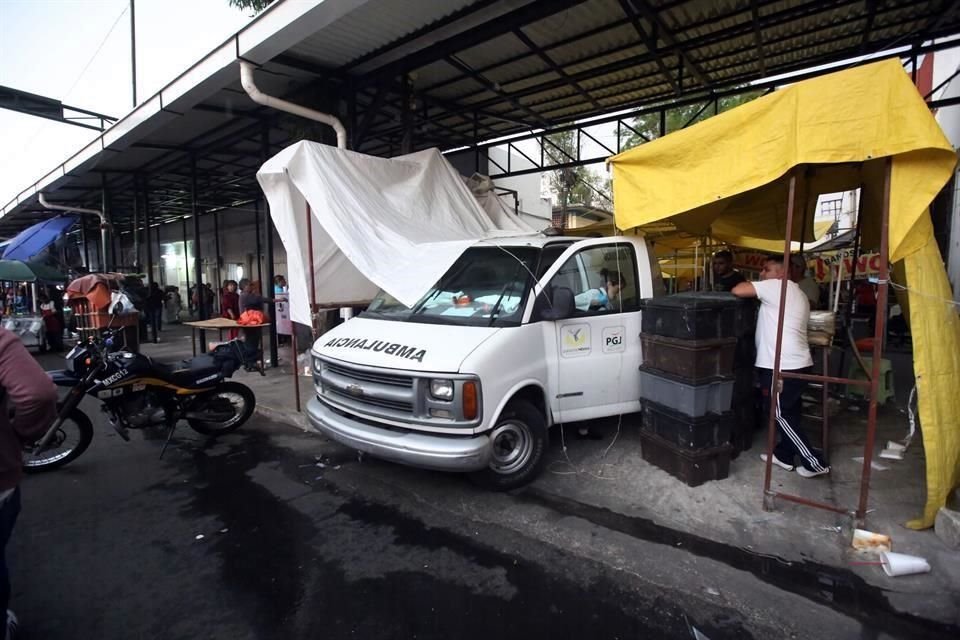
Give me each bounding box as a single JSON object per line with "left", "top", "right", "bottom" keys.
{"left": 25, "top": 304, "right": 260, "bottom": 471}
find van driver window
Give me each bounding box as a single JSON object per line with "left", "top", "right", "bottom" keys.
{"left": 551, "top": 244, "right": 640, "bottom": 316}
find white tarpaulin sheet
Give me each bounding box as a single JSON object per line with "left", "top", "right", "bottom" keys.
{"left": 257, "top": 141, "right": 534, "bottom": 325}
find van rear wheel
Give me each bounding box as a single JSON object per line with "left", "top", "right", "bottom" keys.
{"left": 468, "top": 400, "right": 546, "bottom": 491}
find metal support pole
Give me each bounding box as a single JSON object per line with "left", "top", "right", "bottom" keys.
{"left": 798, "top": 175, "right": 810, "bottom": 256}
{"left": 191, "top": 154, "right": 206, "bottom": 351}
{"left": 213, "top": 210, "right": 222, "bottom": 306}
{"left": 262, "top": 123, "right": 278, "bottom": 367}
{"left": 130, "top": 0, "right": 137, "bottom": 107}
{"left": 400, "top": 74, "right": 414, "bottom": 154}
{"left": 255, "top": 200, "right": 263, "bottom": 289}
{"left": 306, "top": 202, "right": 318, "bottom": 337}
{"left": 80, "top": 216, "right": 89, "bottom": 270}
{"left": 132, "top": 179, "right": 140, "bottom": 270}
{"left": 181, "top": 215, "right": 191, "bottom": 318}
{"left": 101, "top": 173, "right": 111, "bottom": 271}
{"left": 762, "top": 170, "right": 798, "bottom": 510}
{"left": 292, "top": 330, "right": 301, "bottom": 412}
{"left": 847, "top": 186, "right": 867, "bottom": 316}
{"left": 144, "top": 178, "right": 154, "bottom": 287}
{"left": 857, "top": 158, "right": 892, "bottom": 522}
{"left": 911, "top": 44, "right": 919, "bottom": 84}
{"left": 157, "top": 222, "right": 164, "bottom": 286}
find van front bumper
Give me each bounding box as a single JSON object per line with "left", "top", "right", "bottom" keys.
{"left": 307, "top": 397, "right": 491, "bottom": 472}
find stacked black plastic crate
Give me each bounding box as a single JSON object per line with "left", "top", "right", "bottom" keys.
{"left": 637, "top": 293, "right": 757, "bottom": 486}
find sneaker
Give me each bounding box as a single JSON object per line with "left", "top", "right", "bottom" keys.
{"left": 796, "top": 465, "right": 831, "bottom": 478}
{"left": 760, "top": 453, "right": 795, "bottom": 471}
{"left": 6, "top": 609, "right": 18, "bottom": 640}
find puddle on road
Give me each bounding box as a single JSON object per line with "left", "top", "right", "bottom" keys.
{"left": 166, "top": 430, "right": 754, "bottom": 640}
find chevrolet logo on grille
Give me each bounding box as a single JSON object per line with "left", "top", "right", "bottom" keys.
{"left": 345, "top": 384, "right": 364, "bottom": 398}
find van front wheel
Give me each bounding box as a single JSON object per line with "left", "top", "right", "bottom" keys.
{"left": 468, "top": 400, "right": 546, "bottom": 491}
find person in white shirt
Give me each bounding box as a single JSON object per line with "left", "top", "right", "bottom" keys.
{"left": 733, "top": 255, "right": 830, "bottom": 478}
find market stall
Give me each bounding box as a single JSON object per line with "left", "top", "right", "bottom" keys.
{"left": 609, "top": 59, "right": 960, "bottom": 527}
{"left": 0, "top": 259, "right": 67, "bottom": 351}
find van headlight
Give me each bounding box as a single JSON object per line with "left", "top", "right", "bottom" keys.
{"left": 429, "top": 379, "right": 454, "bottom": 401}
{"left": 312, "top": 356, "right": 323, "bottom": 374}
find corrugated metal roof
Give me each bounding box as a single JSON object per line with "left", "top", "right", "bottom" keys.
{"left": 288, "top": 0, "right": 480, "bottom": 67}
{"left": 5, "top": 0, "right": 960, "bottom": 235}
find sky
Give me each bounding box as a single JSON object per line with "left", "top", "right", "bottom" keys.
{"left": 0, "top": 0, "right": 254, "bottom": 206}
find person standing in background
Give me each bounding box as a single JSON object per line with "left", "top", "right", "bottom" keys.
{"left": 711, "top": 250, "right": 747, "bottom": 292}
{"left": 146, "top": 283, "right": 165, "bottom": 344}
{"left": 221, "top": 280, "right": 240, "bottom": 340}
{"left": 790, "top": 254, "right": 821, "bottom": 310}
{"left": 0, "top": 327, "right": 58, "bottom": 639}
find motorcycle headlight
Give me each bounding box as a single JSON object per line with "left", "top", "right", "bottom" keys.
{"left": 430, "top": 379, "right": 454, "bottom": 401}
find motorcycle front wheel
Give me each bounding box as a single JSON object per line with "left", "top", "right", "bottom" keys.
{"left": 23, "top": 407, "right": 94, "bottom": 473}
{"left": 187, "top": 381, "right": 255, "bottom": 435}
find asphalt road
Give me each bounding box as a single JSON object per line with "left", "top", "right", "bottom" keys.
{"left": 10, "top": 402, "right": 721, "bottom": 640}
{"left": 9, "top": 391, "right": 956, "bottom": 640}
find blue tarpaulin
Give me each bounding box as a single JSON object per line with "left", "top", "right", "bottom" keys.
{"left": 1, "top": 215, "right": 77, "bottom": 261}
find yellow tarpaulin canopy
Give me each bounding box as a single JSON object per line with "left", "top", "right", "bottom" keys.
{"left": 609, "top": 59, "right": 960, "bottom": 528}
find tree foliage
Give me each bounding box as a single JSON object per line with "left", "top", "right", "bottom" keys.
{"left": 544, "top": 129, "right": 611, "bottom": 210}
{"left": 228, "top": 0, "right": 275, "bottom": 13}
{"left": 619, "top": 90, "right": 764, "bottom": 152}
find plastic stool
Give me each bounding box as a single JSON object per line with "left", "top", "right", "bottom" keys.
{"left": 846, "top": 357, "right": 895, "bottom": 405}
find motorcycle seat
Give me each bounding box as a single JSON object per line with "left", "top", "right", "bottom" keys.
{"left": 155, "top": 355, "right": 223, "bottom": 387}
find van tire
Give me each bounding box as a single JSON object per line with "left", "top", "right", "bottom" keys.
{"left": 468, "top": 400, "right": 547, "bottom": 491}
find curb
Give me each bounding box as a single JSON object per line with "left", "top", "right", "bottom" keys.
{"left": 254, "top": 403, "right": 311, "bottom": 431}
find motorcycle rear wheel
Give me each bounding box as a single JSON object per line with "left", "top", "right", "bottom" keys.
{"left": 187, "top": 382, "right": 255, "bottom": 435}
{"left": 23, "top": 407, "right": 94, "bottom": 473}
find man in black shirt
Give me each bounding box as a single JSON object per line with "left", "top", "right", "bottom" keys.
{"left": 712, "top": 250, "right": 747, "bottom": 292}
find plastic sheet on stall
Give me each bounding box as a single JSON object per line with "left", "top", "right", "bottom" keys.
{"left": 257, "top": 142, "right": 534, "bottom": 325}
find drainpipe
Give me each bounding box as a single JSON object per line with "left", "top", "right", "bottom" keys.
{"left": 38, "top": 193, "right": 110, "bottom": 272}
{"left": 239, "top": 61, "right": 346, "bottom": 149}
{"left": 240, "top": 60, "right": 349, "bottom": 339}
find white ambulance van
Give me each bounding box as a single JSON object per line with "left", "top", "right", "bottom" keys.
{"left": 307, "top": 234, "right": 663, "bottom": 489}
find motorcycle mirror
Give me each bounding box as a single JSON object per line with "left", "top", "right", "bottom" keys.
{"left": 112, "top": 302, "right": 124, "bottom": 315}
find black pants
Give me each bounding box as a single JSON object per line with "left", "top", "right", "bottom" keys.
{"left": 148, "top": 308, "right": 163, "bottom": 342}
{"left": 757, "top": 367, "right": 828, "bottom": 472}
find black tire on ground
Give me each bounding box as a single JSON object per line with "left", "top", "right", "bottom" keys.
{"left": 187, "top": 381, "right": 255, "bottom": 435}
{"left": 23, "top": 407, "right": 94, "bottom": 473}
{"left": 468, "top": 399, "right": 547, "bottom": 491}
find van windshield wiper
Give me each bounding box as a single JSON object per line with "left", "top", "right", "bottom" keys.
{"left": 487, "top": 262, "right": 527, "bottom": 326}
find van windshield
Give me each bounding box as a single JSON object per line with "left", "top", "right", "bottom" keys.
{"left": 363, "top": 246, "right": 539, "bottom": 327}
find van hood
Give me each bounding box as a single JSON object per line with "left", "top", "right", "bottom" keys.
{"left": 312, "top": 316, "right": 501, "bottom": 373}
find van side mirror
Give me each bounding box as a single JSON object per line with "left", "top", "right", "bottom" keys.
{"left": 540, "top": 287, "right": 576, "bottom": 321}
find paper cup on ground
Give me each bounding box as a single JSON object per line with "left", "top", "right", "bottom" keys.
{"left": 885, "top": 441, "right": 907, "bottom": 452}
{"left": 852, "top": 529, "right": 892, "bottom": 552}
{"left": 880, "top": 551, "right": 931, "bottom": 577}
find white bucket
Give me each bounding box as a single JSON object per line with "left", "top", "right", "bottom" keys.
{"left": 880, "top": 551, "right": 931, "bottom": 577}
